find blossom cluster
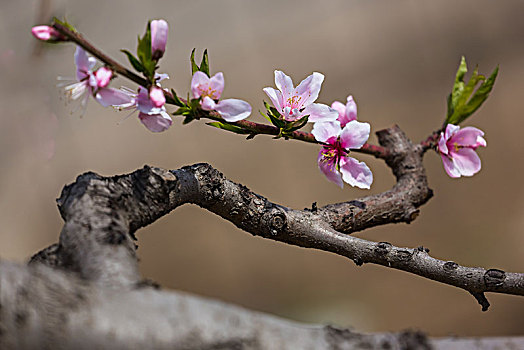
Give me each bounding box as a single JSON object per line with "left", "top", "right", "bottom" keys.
{"left": 31, "top": 19, "right": 488, "bottom": 189}
{"left": 264, "top": 71, "right": 373, "bottom": 189}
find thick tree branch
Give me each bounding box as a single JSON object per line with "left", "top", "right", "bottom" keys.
{"left": 27, "top": 125, "right": 524, "bottom": 312}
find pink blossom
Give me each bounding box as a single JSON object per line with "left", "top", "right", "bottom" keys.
{"left": 331, "top": 95, "right": 357, "bottom": 127}
{"left": 94, "top": 67, "right": 112, "bottom": 88}
{"left": 59, "top": 47, "right": 121, "bottom": 112}
{"left": 437, "top": 124, "right": 486, "bottom": 178}
{"left": 263, "top": 70, "right": 338, "bottom": 122}
{"left": 191, "top": 71, "right": 252, "bottom": 122}
{"left": 149, "top": 87, "right": 166, "bottom": 107}
{"left": 110, "top": 85, "right": 172, "bottom": 133}
{"left": 151, "top": 19, "right": 168, "bottom": 60}
{"left": 312, "top": 120, "right": 373, "bottom": 188}
{"left": 31, "top": 25, "right": 65, "bottom": 42}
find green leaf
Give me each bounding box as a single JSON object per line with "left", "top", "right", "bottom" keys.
{"left": 137, "top": 22, "right": 156, "bottom": 81}
{"left": 446, "top": 57, "right": 499, "bottom": 125}
{"left": 53, "top": 17, "right": 77, "bottom": 33}
{"left": 183, "top": 116, "right": 194, "bottom": 124}
{"left": 286, "top": 115, "right": 309, "bottom": 132}
{"left": 268, "top": 113, "right": 286, "bottom": 128}
{"left": 207, "top": 122, "right": 250, "bottom": 134}
{"left": 121, "top": 49, "right": 144, "bottom": 73}
{"left": 190, "top": 48, "right": 199, "bottom": 75}
{"left": 461, "top": 66, "right": 498, "bottom": 120}
{"left": 168, "top": 89, "right": 186, "bottom": 107}
{"left": 173, "top": 107, "right": 190, "bottom": 116}
{"left": 200, "top": 49, "right": 210, "bottom": 77}
{"left": 262, "top": 100, "right": 286, "bottom": 128}
{"left": 259, "top": 110, "right": 272, "bottom": 123}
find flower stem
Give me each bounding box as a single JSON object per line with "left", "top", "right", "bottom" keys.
{"left": 52, "top": 21, "right": 149, "bottom": 88}
{"left": 51, "top": 20, "right": 392, "bottom": 160}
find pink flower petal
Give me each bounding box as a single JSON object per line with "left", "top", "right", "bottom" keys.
{"left": 303, "top": 103, "right": 339, "bottom": 123}
{"left": 214, "top": 98, "right": 252, "bottom": 122}
{"left": 343, "top": 95, "right": 357, "bottom": 125}
{"left": 450, "top": 147, "right": 481, "bottom": 177}
{"left": 294, "top": 72, "right": 324, "bottom": 107}
{"left": 74, "top": 47, "right": 96, "bottom": 81}
{"left": 136, "top": 87, "right": 156, "bottom": 113}
{"left": 201, "top": 96, "right": 217, "bottom": 111}
{"left": 450, "top": 126, "right": 486, "bottom": 148}
{"left": 155, "top": 73, "right": 169, "bottom": 82}
{"left": 151, "top": 19, "right": 168, "bottom": 59}
{"left": 318, "top": 150, "right": 343, "bottom": 188}
{"left": 437, "top": 133, "right": 449, "bottom": 155}
{"left": 138, "top": 111, "right": 172, "bottom": 132}
{"left": 444, "top": 123, "right": 460, "bottom": 140}
{"left": 209, "top": 72, "right": 225, "bottom": 99}
{"left": 339, "top": 120, "right": 370, "bottom": 150}
{"left": 274, "top": 70, "right": 294, "bottom": 99}
{"left": 340, "top": 157, "right": 373, "bottom": 189}
{"left": 331, "top": 101, "right": 346, "bottom": 119}
{"left": 263, "top": 87, "right": 283, "bottom": 112}
{"left": 95, "top": 88, "right": 134, "bottom": 107}
{"left": 94, "top": 67, "right": 112, "bottom": 88}
{"left": 149, "top": 87, "right": 166, "bottom": 108}
{"left": 312, "top": 121, "right": 341, "bottom": 143}
{"left": 191, "top": 71, "right": 211, "bottom": 98}
{"left": 440, "top": 153, "right": 461, "bottom": 178}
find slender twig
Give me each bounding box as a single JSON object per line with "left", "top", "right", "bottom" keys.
{"left": 50, "top": 20, "right": 391, "bottom": 159}
{"left": 52, "top": 22, "right": 148, "bottom": 87}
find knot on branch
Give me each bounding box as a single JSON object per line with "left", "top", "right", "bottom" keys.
{"left": 261, "top": 208, "right": 287, "bottom": 237}
{"left": 56, "top": 171, "right": 103, "bottom": 221}
{"left": 484, "top": 269, "right": 506, "bottom": 288}
{"left": 192, "top": 163, "right": 225, "bottom": 202}
{"left": 375, "top": 242, "right": 392, "bottom": 255}
{"left": 443, "top": 261, "right": 459, "bottom": 271}
{"left": 395, "top": 250, "right": 414, "bottom": 262}
{"left": 128, "top": 166, "right": 179, "bottom": 233}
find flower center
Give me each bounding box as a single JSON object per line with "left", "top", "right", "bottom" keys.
{"left": 198, "top": 84, "right": 219, "bottom": 99}
{"left": 286, "top": 95, "right": 303, "bottom": 110}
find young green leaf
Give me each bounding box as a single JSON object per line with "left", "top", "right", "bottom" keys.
{"left": 207, "top": 122, "right": 250, "bottom": 134}
{"left": 121, "top": 49, "right": 144, "bottom": 73}
{"left": 190, "top": 48, "right": 199, "bottom": 75}
{"left": 183, "top": 116, "right": 194, "bottom": 124}
{"left": 200, "top": 49, "right": 210, "bottom": 77}
{"left": 137, "top": 22, "right": 156, "bottom": 81}
{"left": 53, "top": 17, "right": 77, "bottom": 33}
{"left": 446, "top": 57, "right": 499, "bottom": 125}
{"left": 168, "top": 89, "right": 186, "bottom": 107}
{"left": 286, "top": 115, "right": 309, "bottom": 132}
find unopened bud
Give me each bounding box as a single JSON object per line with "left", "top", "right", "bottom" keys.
{"left": 151, "top": 19, "right": 168, "bottom": 60}
{"left": 31, "top": 25, "right": 66, "bottom": 42}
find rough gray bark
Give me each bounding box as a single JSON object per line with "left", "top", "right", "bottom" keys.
{"left": 1, "top": 125, "right": 523, "bottom": 349}
{"left": 2, "top": 261, "right": 523, "bottom": 349}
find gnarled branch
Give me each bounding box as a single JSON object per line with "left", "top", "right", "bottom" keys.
{"left": 29, "top": 125, "right": 524, "bottom": 311}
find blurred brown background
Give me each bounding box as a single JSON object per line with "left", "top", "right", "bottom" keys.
{"left": 1, "top": 0, "right": 523, "bottom": 337}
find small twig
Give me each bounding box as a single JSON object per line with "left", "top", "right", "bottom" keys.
{"left": 52, "top": 22, "right": 149, "bottom": 88}
{"left": 50, "top": 21, "right": 391, "bottom": 159}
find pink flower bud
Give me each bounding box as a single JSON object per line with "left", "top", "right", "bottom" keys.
{"left": 149, "top": 87, "right": 166, "bottom": 108}
{"left": 94, "top": 67, "right": 113, "bottom": 88}
{"left": 31, "top": 25, "right": 65, "bottom": 42}
{"left": 151, "top": 19, "right": 168, "bottom": 60}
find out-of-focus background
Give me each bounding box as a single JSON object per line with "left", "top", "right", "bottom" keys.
{"left": 1, "top": 0, "right": 523, "bottom": 337}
